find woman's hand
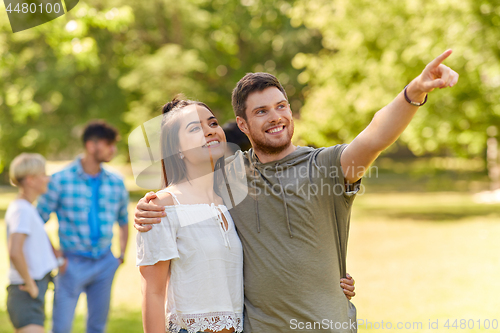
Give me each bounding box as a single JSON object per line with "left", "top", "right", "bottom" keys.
{"left": 340, "top": 273, "right": 355, "bottom": 300}
{"left": 19, "top": 279, "right": 39, "bottom": 299}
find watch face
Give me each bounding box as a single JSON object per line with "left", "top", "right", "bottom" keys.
{"left": 57, "top": 257, "right": 65, "bottom": 267}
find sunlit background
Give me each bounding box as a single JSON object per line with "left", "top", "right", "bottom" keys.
{"left": 1, "top": 0, "right": 500, "bottom": 332}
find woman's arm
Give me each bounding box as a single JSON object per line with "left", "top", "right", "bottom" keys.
{"left": 139, "top": 260, "right": 170, "bottom": 333}
{"left": 8, "top": 233, "right": 38, "bottom": 298}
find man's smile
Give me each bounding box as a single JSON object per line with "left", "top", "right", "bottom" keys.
{"left": 265, "top": 125, "right": 285, "bottom": 135}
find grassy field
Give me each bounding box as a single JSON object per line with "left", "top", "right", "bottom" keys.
{"left": 348, "top": 192, "right": 500, "bottom": 332}
{"left": 0, "top": 168, "right": 499, "bottom": 332}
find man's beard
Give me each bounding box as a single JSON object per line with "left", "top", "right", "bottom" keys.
{"left": 94, "top": 150, "right": 112, "bottom": 164}
{"left": 248, "top": 122, "right": 294, "bottom": 156}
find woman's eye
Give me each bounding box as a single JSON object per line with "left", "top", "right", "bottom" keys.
{"left": 210, "top": 122, "right": 219, "bottom": 127}
{"left": 189, "top": 126, "right": 200, "bottom": 132}
{"left": 278, "top": 104, "right": 285, "bottom": 109}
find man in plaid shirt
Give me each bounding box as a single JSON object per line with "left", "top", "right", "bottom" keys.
{"left": 37, "top": 120, "right": 129, "bottom": 333}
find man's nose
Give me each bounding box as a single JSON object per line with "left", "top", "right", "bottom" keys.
{"left": 268, "top": 107, "right": 282, "bottom": 123}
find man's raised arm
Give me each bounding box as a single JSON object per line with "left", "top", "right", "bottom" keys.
{"left": 341, "top": 49, "right": 459, "bottom": 183}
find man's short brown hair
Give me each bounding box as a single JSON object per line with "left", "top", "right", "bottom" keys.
{"left": 231, "top": 72, "right": 288, "bottom": 120}
{"left": 82, "top": 120, "right": 120, "bottom": 145}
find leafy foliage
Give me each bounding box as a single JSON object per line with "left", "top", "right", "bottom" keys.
{"left": 0, "top": 0, "right": 498, "bottom": 179}
{"left": 291, "top": 0, "right": 500, "bottom": 157}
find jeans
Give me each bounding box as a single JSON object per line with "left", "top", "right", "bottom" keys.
{"left": 52, "top": 250, "right": 120, "bottom": 333}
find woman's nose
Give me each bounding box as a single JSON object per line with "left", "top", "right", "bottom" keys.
{"left": 204, "top": 125, "right": 217, "bottom": 137}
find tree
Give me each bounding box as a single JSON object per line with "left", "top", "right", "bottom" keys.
{"left": 0, "top": 0, "right": 320, "bottom": 180}
{"left": 290, "top": 0, "right": 500, "bottom": 157}
{"left": 0, "top": 1, "right": 134, "bottom": 177}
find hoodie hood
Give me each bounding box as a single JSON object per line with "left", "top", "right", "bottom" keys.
{"left": 244, "top": 146, "right": 316, "bottom": 238}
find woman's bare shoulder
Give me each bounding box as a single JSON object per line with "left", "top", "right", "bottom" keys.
{"left": 152, "top": 189, "right": 176, "bottom": 207}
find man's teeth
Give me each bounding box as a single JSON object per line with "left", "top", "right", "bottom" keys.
{"left": 205, "top": 140, "right": 219, "bottom": 147}
{"left": 268, "top": 126, "right": 284, "bottom": 133}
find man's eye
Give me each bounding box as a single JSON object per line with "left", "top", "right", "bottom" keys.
{"left": 278, "top": 104, "right": 285, "bottom": 109}
{"left": 256, "top": 109, "right": 265, "bottom": 114}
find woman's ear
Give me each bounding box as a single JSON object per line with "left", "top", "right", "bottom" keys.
{"left": 21, "top": 174, "right": 34, "bottom": 188}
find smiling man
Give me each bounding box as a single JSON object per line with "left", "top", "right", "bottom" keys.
{"left": 134, "top": 50, "right": 458, "bottom": 332}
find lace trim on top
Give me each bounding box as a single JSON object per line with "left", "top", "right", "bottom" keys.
{"left": 167, "top": 311, "right": 243, "bottom": 333}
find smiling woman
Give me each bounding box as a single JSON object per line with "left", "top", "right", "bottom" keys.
{"left": 136, "top": 96, "right": 244, "bottom": 333}
{"left": 158, "top": 97, "right": 225, "bottom": 188}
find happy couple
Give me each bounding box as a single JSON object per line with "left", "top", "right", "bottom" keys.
{"left": 134, "top": 50, "right": 458, "bottom": 333}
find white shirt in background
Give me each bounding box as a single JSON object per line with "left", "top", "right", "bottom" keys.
{"left": 5, "top": 199, "right": 58, "bottom": 284}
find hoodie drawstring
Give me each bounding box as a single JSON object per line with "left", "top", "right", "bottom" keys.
{"left": 251, "top": 157, "right": 293, "bottom": 238}
{"left": 253, "top": 166, "right": 261, "bottom": 233}
{"left": 276, "top": 164, "right": 293, "bottom": 238}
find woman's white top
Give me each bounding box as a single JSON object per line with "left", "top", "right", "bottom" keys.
{"left": 5, "top": 199, "right": 58, "bottom": 285}
{"left": 136, "top": 189, "right": 244, "bottom": 333}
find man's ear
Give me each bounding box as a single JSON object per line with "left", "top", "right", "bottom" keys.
{"left": 85, "top": 140, "right": 95, "bottom": 154}
{"left": 236, "top": 116, "right": 249, "bottom": 135}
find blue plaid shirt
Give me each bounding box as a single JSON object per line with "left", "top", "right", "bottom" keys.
{"left": 37, "top": 156, "right": 129, "bottom": 258}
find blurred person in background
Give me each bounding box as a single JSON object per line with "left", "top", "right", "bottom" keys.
{"left": 222, "top": 121, "right": 252, "bottom": 154}
{"left": 6, "top": 153, "right": 65, "bottom": 333}
{"left": 37, "top": 120, "right": 129, "bottom": 333}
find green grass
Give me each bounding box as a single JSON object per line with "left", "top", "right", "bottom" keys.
{"left": 0, "top": 167, "right": 498, "bottom": 332}
{"left": 349, "top": 191, "right": 500, "bottom": 333}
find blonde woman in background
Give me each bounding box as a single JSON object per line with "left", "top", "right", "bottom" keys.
{"left": 5, "top": 153, "right": 65, "bottom": 333}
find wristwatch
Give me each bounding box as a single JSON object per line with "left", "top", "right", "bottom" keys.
{"left": 404, "top": 84, "right": 428, "bottom": 106}
{"left": 57, "top": 257, "right": 65, "bottom": 267}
